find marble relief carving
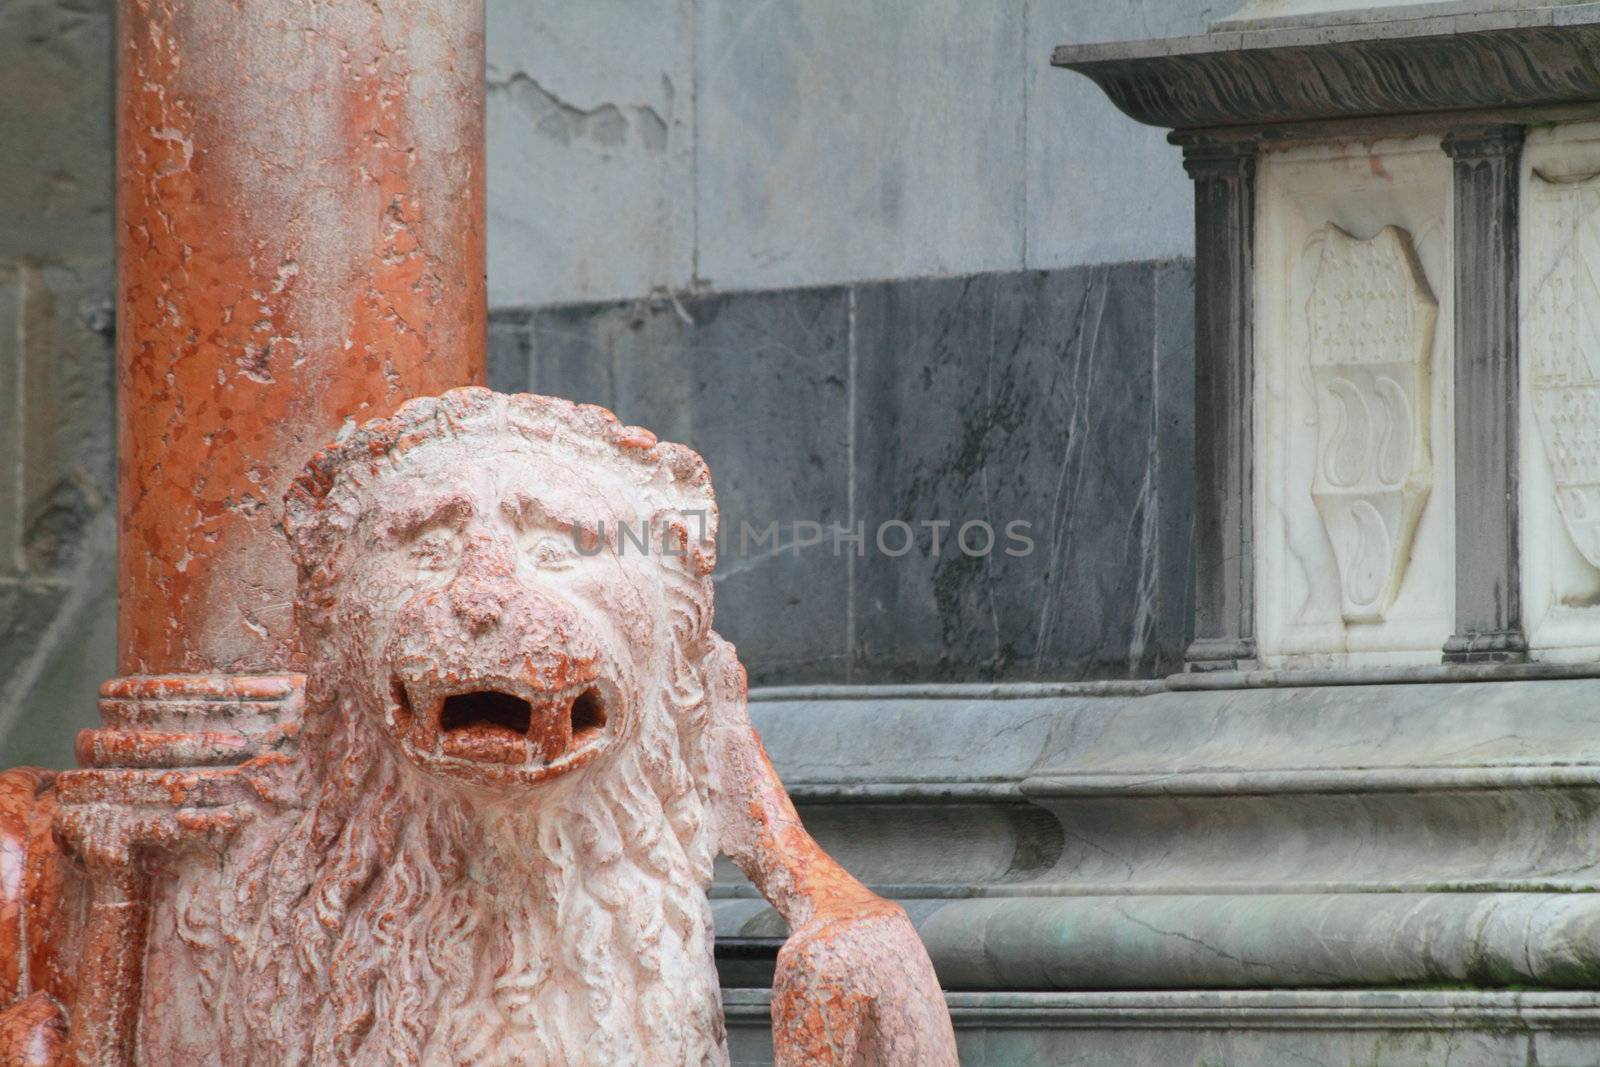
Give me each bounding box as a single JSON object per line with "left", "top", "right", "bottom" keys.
{"left": 1306, "top": 224, "right": 1437, "bottom": 623}
{"left": 1527, "top": 168, "right": 1600, "bottom": 571}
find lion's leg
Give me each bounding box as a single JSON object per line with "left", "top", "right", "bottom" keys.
{"left": 1, "top": 769, "right": 67, "bottom": 1065}
{"left": 770, "top": 937, "right": 874, "bottom": 1067}
{"left": 0, "top": 992, "right": 68, "bottom": 1066}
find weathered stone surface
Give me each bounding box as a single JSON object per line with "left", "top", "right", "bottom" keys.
{"left": 696, "top": 0, "right": 1025, "bottom": 290}
{"left": 1306, "top": 225, "right": 1436, "bottom": 625}
{"left": 0, "top": 0, "right": 112, "bottom": 263}
{"left": 486, "top": 0, "right": 694, "bottom": 307}
{"left": 1445, "top": 124, "right": 1526, "bottom": 663}
{"left": 506, "top": 264, "right": 1195, "bottom": 685}
{"left": 525, "top": 289, "right": 855, "bottom": 684}
{"left": 1522, "top": 121, "right": 1600, "bottom": 660}
{"left": 1254, "top": 136, "right": 1455, "bottom": 668}
{"left": 1184, "top": 141, "right": 1257, "bottom": 670}
{"left": 703, "top": 676, "right": 1600, "bottom": 1029}
{"left": 0, "top": 259, "right": 115, "bottom": 767}
{"left": 1025, "top": 0, "right": 1211, "bottom": 272}
{"left": 851, "top": 265, "right": 1194, "bottom": 681}
{"left": 114, "top": 0, "right": 488, "bottom": 679}
{"left": 0, "top": 1, "right": 117, "bottom": 766}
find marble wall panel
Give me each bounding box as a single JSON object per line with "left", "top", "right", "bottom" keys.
{"left": 1255, "top": 135, "right": 1455, "bottom": 667}
{"left": 1521, "top": 122, "right": 1600, "bottom": 660}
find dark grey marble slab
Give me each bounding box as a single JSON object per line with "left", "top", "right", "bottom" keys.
{"left": 519, "top": 289, "right": 854, "bottom": 684}
{"left": 850, "top": 264, "right": 1192, "bottom": 682}
{"left": 492, "top": 258, "right": 1194, "bottom": 684}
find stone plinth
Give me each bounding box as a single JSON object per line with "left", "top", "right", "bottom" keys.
{"left": 718, "top": 676, "right": 1600, "bottom": 1060}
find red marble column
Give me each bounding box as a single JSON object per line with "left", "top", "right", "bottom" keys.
{"left": 43, "top": 6, "right": 487, "bottom": 1061}
{"left": 116, "top": 0, "right": 487, "bottom": 678}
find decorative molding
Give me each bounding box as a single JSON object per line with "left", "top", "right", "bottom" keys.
{"left": 1056, "top": 16, "right": 1600, "bottom": 134}
{"left": 1305, "top": 224, "right": 1436, "bottom": 623}
{"left": 1053, "top": 16, "right": 1600, "bottom": 132}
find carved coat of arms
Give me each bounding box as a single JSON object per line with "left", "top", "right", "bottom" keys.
{"left": 1528, "top": 169, "right": 1600, "bottom": 570}
{"left": 1306, "top": 224, "right": 1437, "bottom": 624}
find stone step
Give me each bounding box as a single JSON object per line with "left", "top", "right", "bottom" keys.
{"left": 718, "top": 677, "right": 1600, "bottom": 990}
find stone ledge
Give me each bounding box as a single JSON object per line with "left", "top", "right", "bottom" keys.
{"left": 723, "top": 989, "right": 1600, "bottom": 1066}
{"left": 1215, "top": 1, "right": 1579, "bottom": 33}
{"left": 721, "top": 682, "right": 1600, "bottom": 990}
{"left": 725, "top": 988, "right": 1600, "bottom": 1029}
{"left": 720, "top": 892, "right": 1600, "bottom": 990}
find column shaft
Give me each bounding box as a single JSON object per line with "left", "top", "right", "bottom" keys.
{"left": 1443, "top": 125, "right": 1526, "bottom": 664}
{"left": 1183, "top": 141, "right": 1259, "bottom": 671}
{"left": 116, "top": 0, "right": 488, "bottom": 676}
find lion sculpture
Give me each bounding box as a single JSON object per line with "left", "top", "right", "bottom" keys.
{"left": 0, "top": 388, "right": 956, "bottom": 1066}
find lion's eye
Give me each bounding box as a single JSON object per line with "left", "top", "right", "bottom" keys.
{"left": 527, "top": 535, "right": 576, "bottom": 570}
{"left": 410, "top": 531, "right": 460, "bottom": 571}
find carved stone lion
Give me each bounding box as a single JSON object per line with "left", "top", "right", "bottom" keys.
{"left": 0, "top": 387, "right": 956, "bottom": 1066}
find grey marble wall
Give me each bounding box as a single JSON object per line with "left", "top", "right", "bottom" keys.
{"left": 0, "top": 0, "right": 116, "bottom": 767}
{"left": 491, "top": 259, "right": 1196, "bottom": 684}
{"left": 486, "top": 0, "right": 1215, "bottom": 306}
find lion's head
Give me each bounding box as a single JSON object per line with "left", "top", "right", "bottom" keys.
{"left": 284, "top": 386, "right": 720, "bottom": 793}
{"left": 191, "top": 389, "right": 730, "bottom": 1066}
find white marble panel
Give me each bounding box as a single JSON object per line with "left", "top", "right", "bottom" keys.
{"left": 1255, "top": 136, "right": 1454, "bottom": 667}
{"left": 1520, "top": 122, "right": 1600, "bottom": 661}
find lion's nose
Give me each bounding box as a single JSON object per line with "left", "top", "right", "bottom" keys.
{"left": 449, "top": 580, "right": 503, "bottom": 634}
{"left": 447, "top": 539, "right": 514, "bottom": 634}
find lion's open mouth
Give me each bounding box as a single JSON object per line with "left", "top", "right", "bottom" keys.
{"left": 393, "top": 680, "right": 610, "bottom": 768}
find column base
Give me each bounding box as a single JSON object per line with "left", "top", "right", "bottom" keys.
{"left": 1185, "top": 637, "right": 1257, "bottom": 673}
{"left": 1442, "top": 631, "right": 1528, "bottom": 665}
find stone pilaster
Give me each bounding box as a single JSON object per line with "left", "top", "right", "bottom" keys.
{"left": 1442, "top": 125, "right": 1526, "bottom": 664}
{"left": 1182, "top": 141, "right": 1258, "bottom": 671}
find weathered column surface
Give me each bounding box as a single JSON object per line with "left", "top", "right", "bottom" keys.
{"left": 117, "top": 0, "right": 487, "bottom": 677}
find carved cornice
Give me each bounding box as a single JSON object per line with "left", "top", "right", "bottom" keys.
{"left": 1053, "top": 13, "right": 1600, "bottom": 132}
